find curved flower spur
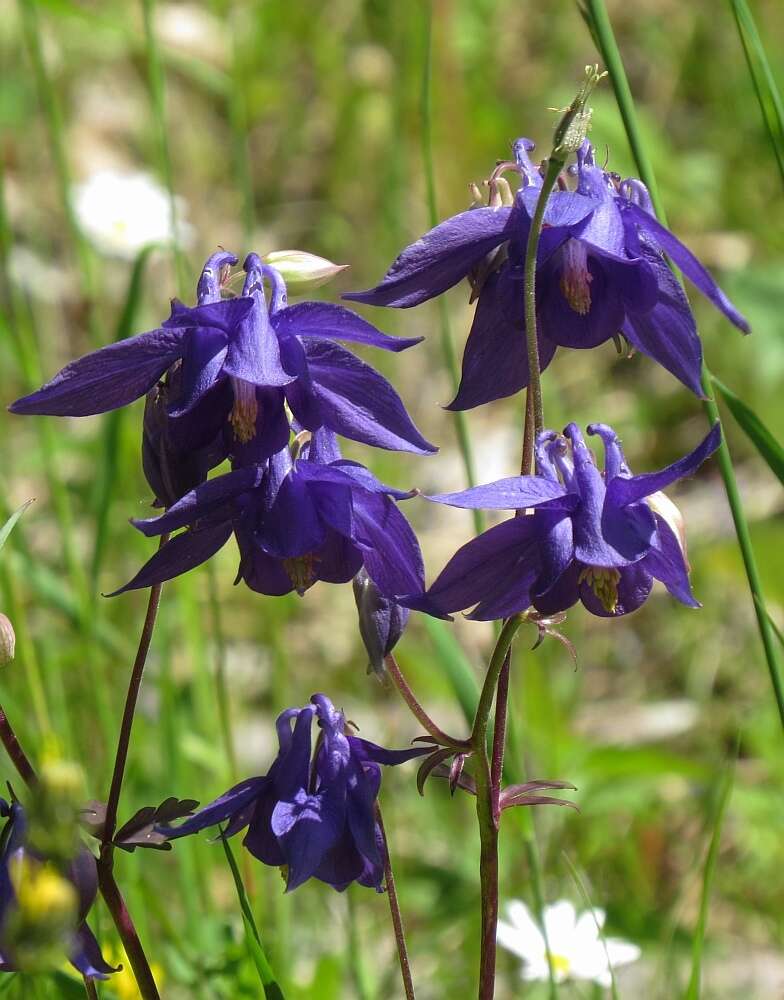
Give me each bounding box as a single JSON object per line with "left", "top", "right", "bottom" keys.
{"left": 10, "top": 249, "right": 435, "bottom": 466}
{"left": 404, "top": 422, "right": 721, "bottom": 620}
{"left": 345, "top": 137, "right": 748, "bottom": 406}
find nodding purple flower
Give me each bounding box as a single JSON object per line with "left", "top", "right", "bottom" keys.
{"left": 0, "top": 799, "right": 115, "bottom": 979}
{"left": 159, "top": 693, "right": 427, "bottom": 892}
{"left": 10, "top": 250, "right": 435, "bottom": 466}
{"left": 112, "top": 428, "right": 424, "bottom": 601}
{"left": 345, "top": 138, "right": 748, "bottom": 406}
{"left": 404, "top": 422, "right": 721, "bottom": 621}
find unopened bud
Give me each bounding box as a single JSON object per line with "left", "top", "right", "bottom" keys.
{"left": 551, "top": 64, "right": 607, "bottom": 160}
{"left": 262, "top": 250, "right": 348, "bottom": 294}
{"left": 352, "top": 569, "right": 409, "bottom": 677}
{"left": 0, "top": 613, "right": 15, "bottom": 665}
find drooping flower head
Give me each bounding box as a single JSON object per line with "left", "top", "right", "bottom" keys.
{"left": 0, "top": 799, "right": 115, "bottom": 979}
{"left": 405, "top": 422, "right": 721, "bottom": 620}
{"left": 10, "top": 249, "right": 435, "bottom": 479}
{"left": 114, "top": 429, "right": 424, "bottom": 602}
{"left": 345, "top": 138, "right": 748, "bottom": 406}
{"left": 160, "top": 693, "right": 427, "bottom": 892}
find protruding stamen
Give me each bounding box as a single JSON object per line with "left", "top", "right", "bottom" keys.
{"left": 229, "top": 378, "right": 258, "bottom": 443}
{"left": 559, "top": 239, "right": 593, "bottom": 315}
{"left": 578, "top": 565, "right": 621, "bottom": 613}
{"left": 283, "top": 553, "right": 320, "bottom": 595}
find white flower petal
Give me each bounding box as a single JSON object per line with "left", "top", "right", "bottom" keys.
{"left": 605, "top": 938, "right": 642, "bottom": 968}
{"left": 497, "top": 917, "right": 543, "bottom": 962}
{"left": 543, "top": 900, "right": 578, "bottom": 952}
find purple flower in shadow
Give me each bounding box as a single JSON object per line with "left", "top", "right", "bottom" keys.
{"left": 0, "top": 799, "right": 116, "bottom": 980}
{"left": 10, "top": 250, "right": 435, "bottom": 460}
{"left": 345, "top": 139, "right": 748, "bottom": 406}
{"left": 159, "top": 693, "right": 427, "bottom": 892}
{"left": 404, "top": 422, "right": 721, "bottom": 620}
{"left": 112, "top": 429, "right": 424, "bottom": 600}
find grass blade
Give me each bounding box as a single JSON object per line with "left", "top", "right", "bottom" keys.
{"left": 684, "top": 757, "right": 736, "bottom": 999}
{"left": 729, "top": 0, "right": 784, "bottom": 187}
{"left": 713, "top": 376, "right": 784, "bottom": 487}
{"left": 562, "top": 851, "right": 620, "bottom": 1000}
{"left": 0, "top": 500, "right": 33, "bottom": 554}
{"left": 220, "top": 833, "right": 285, "bottom": 999}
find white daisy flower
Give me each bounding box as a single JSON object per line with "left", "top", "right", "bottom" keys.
{"left": 73, "top": 170, "right": 193, "bottom": 259}
{"left": 497, "top": 899, "right": 641, "bottom": 988}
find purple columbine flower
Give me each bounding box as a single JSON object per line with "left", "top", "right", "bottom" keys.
{"left": 10, "top": 250, "right": 435, "bottom": 461}
{"left": 404, "top": 422, "right": 721, "bottom": 620}
{"left": 160, "top": 693, "right": 427, "bottom": 892}
{"left": 345, "top": 138, "right": 748, "bottom": 405}
{"left": 0, "top": 799, "right": 116, "bottom": 979}
{"left": 112, "top": 429, "right": 424, "bottom": 600}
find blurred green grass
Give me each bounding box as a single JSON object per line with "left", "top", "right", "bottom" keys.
{"left": 1, "top": 1, "right": 784, "bottom": 997}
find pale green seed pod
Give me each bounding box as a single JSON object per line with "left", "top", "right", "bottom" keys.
{"left": 0, "top": 613, "right": 15, "bottom": 665}
{"left": 262, "top": 250, "right": 348, "bottom": 293}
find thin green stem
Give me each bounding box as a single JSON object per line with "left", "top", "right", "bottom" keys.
{"left": 375, "top": 804, "right": 416, "bottom": 1000}
{"left": 140, "top": 0, "right": 188, "bottom": 294}
{"left": 420, "top": 0, "right": 483, "bottom": 536}
{"left": 585, "top": 0, "right": 784, "bottom": 733}
{"left": 470, "top": 616, "right": 522, "bottom": 749}
{"left": 522, "top": 158, "right": 562, "bottom": 436}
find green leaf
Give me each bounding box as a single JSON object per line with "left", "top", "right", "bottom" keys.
{"left": 729, "top": 0, "right": 784, "bottom": 188}
{"left": 221, "top": 833, "right": 285, "bottom": 999}
{"left": 0, "top": 500, "right": 33, "bottom": 555}
{"left": 713, "top": 376, "right": 784, "bottom": 487}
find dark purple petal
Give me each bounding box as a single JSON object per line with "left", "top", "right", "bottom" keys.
{"left": 600, "top": 501, "right": 657, "bottom": 563}
{"left": 605, "top": 424, "right": 721, "bottom": 509}
{"left": 109, "top": 521, "right": 233, "bottom": 595}
{"left": 223, "top": 294, "right": 292, "bottom": 387}
{"left": 531, "top": 562, "right": 581, "bottom": 616}
{"left": 163, "top": 296, "right": 255, "bottom": 334}
{"left": 446, "top": 265, "right": 558, "bottom": 410}
{"left": 197, "top": 251, "right": 238, "bottom": 304}
{"left": 9, "top": 329, "right": 185, "bottom": 416}
{"left": 466, "top": 560, "right": 540, "bottom": 621}
{"left": 343, "top": 206, "right": 514, "bottom": 308}
{"left": 347, "top": 490, "right": 424, "bottom": 597}
{"left": 167, "top": 327, "right": 228, "bottom": 417}
{"left": 532, "top": 515, "right": 575, "bottom": 597}
{"left": 427, "top": 476, "right": 572, "bottom": 511}
{"left": 537, "top": 253, "right": 625, "bottom": 350}
{"left": 132, "top": 466, "right": 261, "bottom": 537}
{"left": 412, "top": 515, "right": 543, "bottom": 617}
{"left": 279, "top": 335, "right": 323, "bottom": 431}
{"left": 69, "top": 923, "right": 118, "bottom": 980}
{"left": 161, "top": 777, "right": 267, "bottom": 840}
{"left": 579, "top": 562, "right": 653, "bottom": 617}
{"left": 274, "top": 302, "right": 422, "bottom": 351}
{"left": 353, "top": 569, "right": 410, "bottom": 674}
{"left": 259, "top": 470, "right": 327, "bottom": 558}
{"left": 302, "top": 427, "right": 341, "bottom": 464}
{"left": 227, "top": 388, "right": 291, "bottom": 467}
{"left": 349, "top": 736, "right": 430, "bottom": 767}
{"left": 622, "top": 202, "right": 750, "bottom": 332}
{"left": 519, "top": 187, "right": 597, "bottom": 230}
{"left": 304, "top": 339, "right": 437, "bottom": 454}
{"left": 312, "top": 530, "right": 364, "bottom": 585}
{"left": 272, "top": 788, "right": 344, "bottom": 891}
{"left": 622, "top": 247, "right": 705, "bottom": 397}
{"left": 345, "top": 764, "right": 381, "bottom": 867}
{"left": 643, "top": 515, "right": 700, "bottom": 607}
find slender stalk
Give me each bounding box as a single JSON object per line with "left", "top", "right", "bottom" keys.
{"left": 585, "top": 0, "right": 784, "bottom": 733}
{"left": 0, "top": 703, "right": 37, "bottom": 788}
{"left": 385, "top": 653, "right": 470, "bottom": 749}
{"left": 489, "top": 652, "right": 510, "bottom": 826}
{"left": 420, "top": 0, "right": 483, "bottom": 536}
{"left": 83, "top": 975, "right": 99, "bottom": 1000}
{"left": 375, "top": 804, "right": 416, "bottom": 1000}
{"left": 522, "top": 158, "right": 562, "bottom": 435}
{"left": 97, "top": 866, "right": 161, "bottom": 999}
{"left": 470, "top": 617, "right": 522, "bottom": 749}
{"left": 100, "top": 536, "right": 169, "bottom": 851}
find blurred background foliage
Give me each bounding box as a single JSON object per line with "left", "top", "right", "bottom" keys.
{"left": 0, "top": 0, "right": 783, "bottom": 997}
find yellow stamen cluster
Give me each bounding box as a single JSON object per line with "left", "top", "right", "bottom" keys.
{"left": 283, "top": 554, "right": 320, "bottom": 595}
{"left": 229, "top": 380, "right": 259, "bottom": 444}
{"left": 548, "top": 952, "right": 572, "bottom": 976}
{"left": 578, "top": 565, "right": 621, "bottom": 613}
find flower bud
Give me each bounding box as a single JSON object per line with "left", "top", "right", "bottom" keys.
{"left": 352, "top": 568, "right": 409, "bottom": 677}
{"left": 262, "top": 250, "right": 348, "bottom": 294}
{"left": 0, "top": 613, "right": 15, "bottom": 665}
{"left": 551, "top": 64, "right": 607, "bottom": 160}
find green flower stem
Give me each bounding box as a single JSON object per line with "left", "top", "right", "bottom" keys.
{"left": 585, "top": 0, "right": 784, "bottom": 732}
{"left": 376, "top": 804, "right": 416, "bottom": 1000}
{"left": 470, "top": 615, "right": 522, "bottom": 1000}
{"left": 522, "top": 158, "right": 563, "bottom": 437}
{"left": 385, "top": 653, "right": 470, "bottom": 750}
{"left": 420, "top": 0, "right": 483, "bottom": 537}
